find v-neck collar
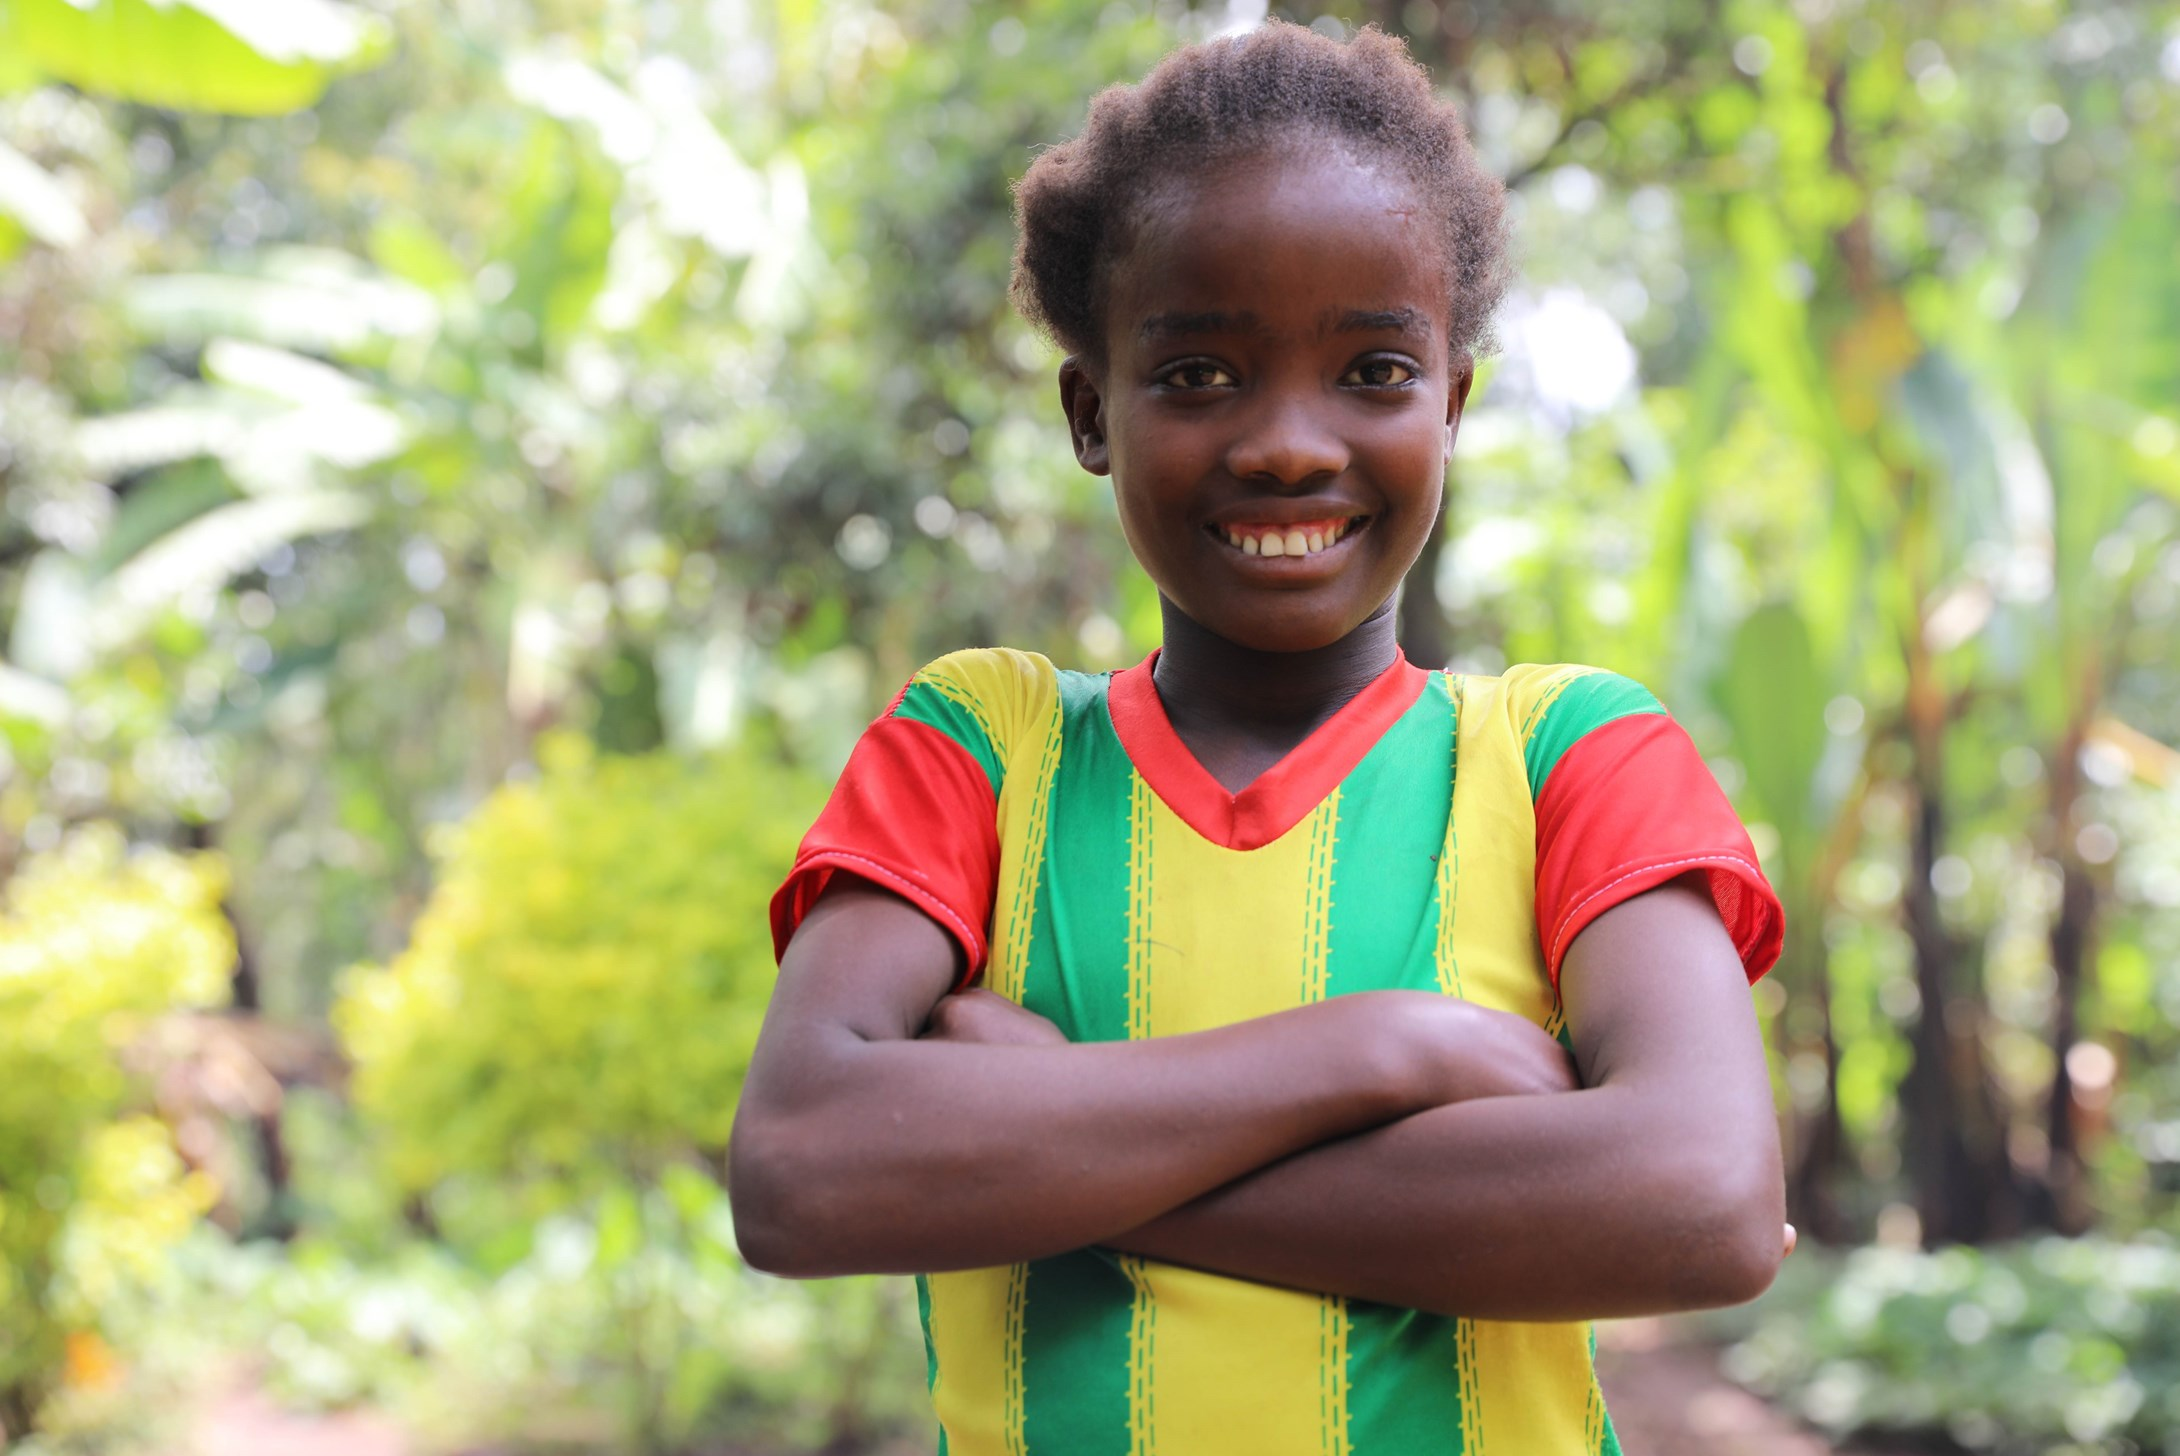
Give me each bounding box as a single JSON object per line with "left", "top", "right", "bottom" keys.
{"left": 1105, "top": 648, "right": 1431, "bottom": 851}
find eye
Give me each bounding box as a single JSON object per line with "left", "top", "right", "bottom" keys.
{"left": 1342, "top": 358, "right": 1419, "bottom": 388}
{"left": 1156, "top": 360, "right": 1238, "bottom": 390}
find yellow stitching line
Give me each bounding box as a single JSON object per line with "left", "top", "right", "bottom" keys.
{"left": 995, "top": 694, "right": 1063, "bottom": 1002}
{"left": 1301, "top": 790, "right": 1339, "bottom": 1004}
{"left": 1003, "top": 1262, "right": 1029, "bottom": 1456}
{"left": 916, "top": 667, "right": 1004, "bottom": 758}
{"left": 1319, "top": 1295, "right": 1350, "bottom": 1456}
{"left": 1456, "top": 1317, "right": 1483, "bottom": 1451}
{"left": 1515, "top": 666, "right": 1594, "bottom": 767}
{"left": 1126, "top": 773, "right": 1155, "bottom": 1042}
{"left": 1436, "top": 674, "right": 1466, "bottom": 1000}
{"left": 1122, "top": 1256, "right": 1157, "bottom": 1456}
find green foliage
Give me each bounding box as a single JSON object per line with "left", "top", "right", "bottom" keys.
{"left": 61, "top": 1205, "right": 927, "bottom": 1454}
{"left": 335, "top": 734, "right": 812, "bottom": 1200}
{"left": 0, "top": 0, "right": 391, "bottom": 116}
{"left": 1727, "top": 1240, "right": 2180, "bottom": 1453}
{"left": 0, "top": 829, "right": 230, "bottom": 1424}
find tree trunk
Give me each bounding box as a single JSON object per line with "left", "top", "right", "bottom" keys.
{"left": 1784, "top": 948, "right": 1849, "bottom": 1243}
{"left": 2038, "top": 722, "right": 2099, "bottom": 1234}
{"left": 1898, "top": 730, "right": 2019, "bottom": 1243}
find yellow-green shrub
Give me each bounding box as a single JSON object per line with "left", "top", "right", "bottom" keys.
{"left": 0, "top": 828, "right": 230, "bottom": 1426}
{"left": 335, "top": 735, "right": 813, "bottom": 1201}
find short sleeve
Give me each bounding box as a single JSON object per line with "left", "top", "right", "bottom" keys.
{"left": 1518, "top": 668, "right": 1784, "bottom": 985}
{"left": 768, "top": 670, "right": 1005, "bottom": 980}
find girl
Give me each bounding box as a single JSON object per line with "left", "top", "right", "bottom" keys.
{"left": 732, "top": 22, "right": 1787, "bottom": 1454}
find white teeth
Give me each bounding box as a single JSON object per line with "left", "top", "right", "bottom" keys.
{"left": 1223, "top": 522, "right": 1361, "bottom": 557}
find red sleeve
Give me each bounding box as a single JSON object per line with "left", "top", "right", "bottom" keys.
{"left": 768, "top": 714, "right": 999, "bottom": 982}
{"left": 1533, "top": 713, "right": 1784, "bottom": 985}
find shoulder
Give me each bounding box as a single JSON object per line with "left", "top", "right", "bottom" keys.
{"left": 886, "top": 648, "right": 1065, "bottom": 790}
{"left": 1460, "top": 663, "right": 1671, "bottom": 800}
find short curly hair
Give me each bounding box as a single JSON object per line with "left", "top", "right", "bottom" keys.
{"left": 1010, "top": 21, "right": 1510, "bottom": 366}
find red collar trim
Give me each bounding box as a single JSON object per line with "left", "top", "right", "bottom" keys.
{"left": 1106, "top": 649, "right": 1430, "bottom": 851}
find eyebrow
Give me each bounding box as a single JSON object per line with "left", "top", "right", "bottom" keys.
{"left": 1328, "top": 306, "right": 1432, "bottom": 338}
{"left": 1138, "top": 310, "right": 1264, "bottom": 341}
{"left": 1135, "top": 306, "right": 1434, "bottom": 343}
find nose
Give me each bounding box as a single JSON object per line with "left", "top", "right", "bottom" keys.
{"left": 1223, "top": 390, "right": 1349, "bottom": 487}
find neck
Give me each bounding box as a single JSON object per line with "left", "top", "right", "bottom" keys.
{"left": 1151, "top": 597, "right": 1400, "bottom": 743}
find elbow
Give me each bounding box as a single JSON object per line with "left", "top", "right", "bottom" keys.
{"left": 727, "top": 1116, "right": 849, "bottom": 1278}
{"left": 1660, "top": 1153, "right": 1786, "bottom": 1311}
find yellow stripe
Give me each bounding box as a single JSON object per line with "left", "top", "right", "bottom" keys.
{"left": 1508, "top": 663, "right": 1594, "bottom": 754}
{"left": 1435, "top": 675, "right": 1467, "bottom": 1000}
{"left": 1126, "top": 773, "right": 1156, "bottom": 1040}
{"left": 1456, "top": 1318, "right": 1483, "bottom": 1451}
{"left": 1123, "top": 794, "right": 1339, "bottom": 1453}
{"left": 1300, "top": 788, "right": 1339, "bottom": 1005}
{"left": 925, "top": 1267, "right": 1021, "bottom": 1456}
{"left": 1138, "top": 794, "right": 1330, "bottom": 1037}
{"left": 1131, "top": 1261, "right": 1330, "bottom": 1453}
{"left": 987, "top": 682, "right": 1061, "bottom": 1003}
{"left": 1470, "top": 1320, "right": 1600, "bottom": 1451}
{"left": 1123, "top": 1255, "right": 1158, "bottom": 1456}
{"left": 1319, "top": 1295, "right": 1351, "bottom": 1456}
{"left": 1004, "top": 1263, "right": 1029, "bottom": 1455}
{"left": 1444, "top": 673, "right": 1554, "bottom": 1024}
{"left": 916, "top": 666, "right": 1003, "bottom": 750}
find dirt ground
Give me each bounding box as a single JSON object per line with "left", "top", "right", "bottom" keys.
{"left": 182, "top": 1323, "right": 1862, "bottom": 1456}
{"left": 1595, "top": 1318, "right": 1851, "bottom": 1455}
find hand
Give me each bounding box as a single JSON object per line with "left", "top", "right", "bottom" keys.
{"left": 1783, "top": 1223, "right": 1798, "bottom": 1258}
{"left": 1330, "top": 992, "right": 1579, "bottom": 1111}
{"left": 921, "top": 987, "right": 1070, "bottom": 1047}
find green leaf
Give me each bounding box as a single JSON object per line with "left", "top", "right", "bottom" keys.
{"left": 1717, "top": 601, "right": 1829, "bottom": 854}
{"left": 2, "top": 0, "right": 391, "bottom": 116}
{"left": 593, "top": 1183, "right": 642, "bottom": 1273}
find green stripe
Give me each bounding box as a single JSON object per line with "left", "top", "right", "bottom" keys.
{"left": 1522, "top": 671, "right": 1664, "bottom": 799}
{"left": 1018, "top": 1251, "right": 1137, "bottom": 1455}
{"left": 1329, "top": 677, "right": 1470, "bottom": 1453}
{"left": 916, "top": 1275, "right": 938, "bottom": 1392}
{"left": 1323, "top": 679, "right": 1459, "bottom": 999}
{"left": 914, "top": 1275, "right": 947, "bottom": 1456}
{"left": 1014, "top": 671, "right": 1137, "bottom": 1454}
{"left": 1018, "top": 671, "right": 1135, "bottom": 1044}
{"left": 1343, "top": 1303, "right": 1468, "bottom": 1454}
{"left": 894, "top": 680, "right": 1003, "bottom": 797}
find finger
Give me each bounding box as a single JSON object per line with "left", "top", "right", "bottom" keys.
{"left": 1783, "top": 1223, "right": 1798, "bottom": 1257}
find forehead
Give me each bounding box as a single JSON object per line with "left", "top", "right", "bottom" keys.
{"left": 1105, "top": 147, "right": 1449, "bottom": 350}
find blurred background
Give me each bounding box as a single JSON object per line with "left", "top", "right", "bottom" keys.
{"left": 1, "top": 0, "right": 2178, "bottom": 1451}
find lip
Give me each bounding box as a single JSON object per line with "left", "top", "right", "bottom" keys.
{"left": 1203, "top": 498, "right": 1373, "bottom": 531}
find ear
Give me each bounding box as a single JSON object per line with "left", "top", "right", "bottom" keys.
{"left": 1445, "top": 358, "right": 1476, "bottom": 451}
{"left": 1058, "top": 357, "right": 1111, "bottom": 476}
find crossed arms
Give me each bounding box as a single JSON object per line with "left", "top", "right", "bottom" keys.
{"left": 727, "top": 875, "right": 1785, "bottom": 1321}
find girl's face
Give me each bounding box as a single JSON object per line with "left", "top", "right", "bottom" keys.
{"left": 1061, "top": 144, "right": 1470, "bottom": 656}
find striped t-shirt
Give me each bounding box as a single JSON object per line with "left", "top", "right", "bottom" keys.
{"left": 771, "top": 647, "right": 1782, "bottom": 1456}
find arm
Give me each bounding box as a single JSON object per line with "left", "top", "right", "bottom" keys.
{"left": 1101, "top": 877, "right": 1787, "bottom": 1320}
{"left": 727, "top": 879, "right": 1568, "bottom": 1278}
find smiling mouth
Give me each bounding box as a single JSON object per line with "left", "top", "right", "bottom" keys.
{"left": 1208, "top": 516, "right": 1367, "bottom": 559}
